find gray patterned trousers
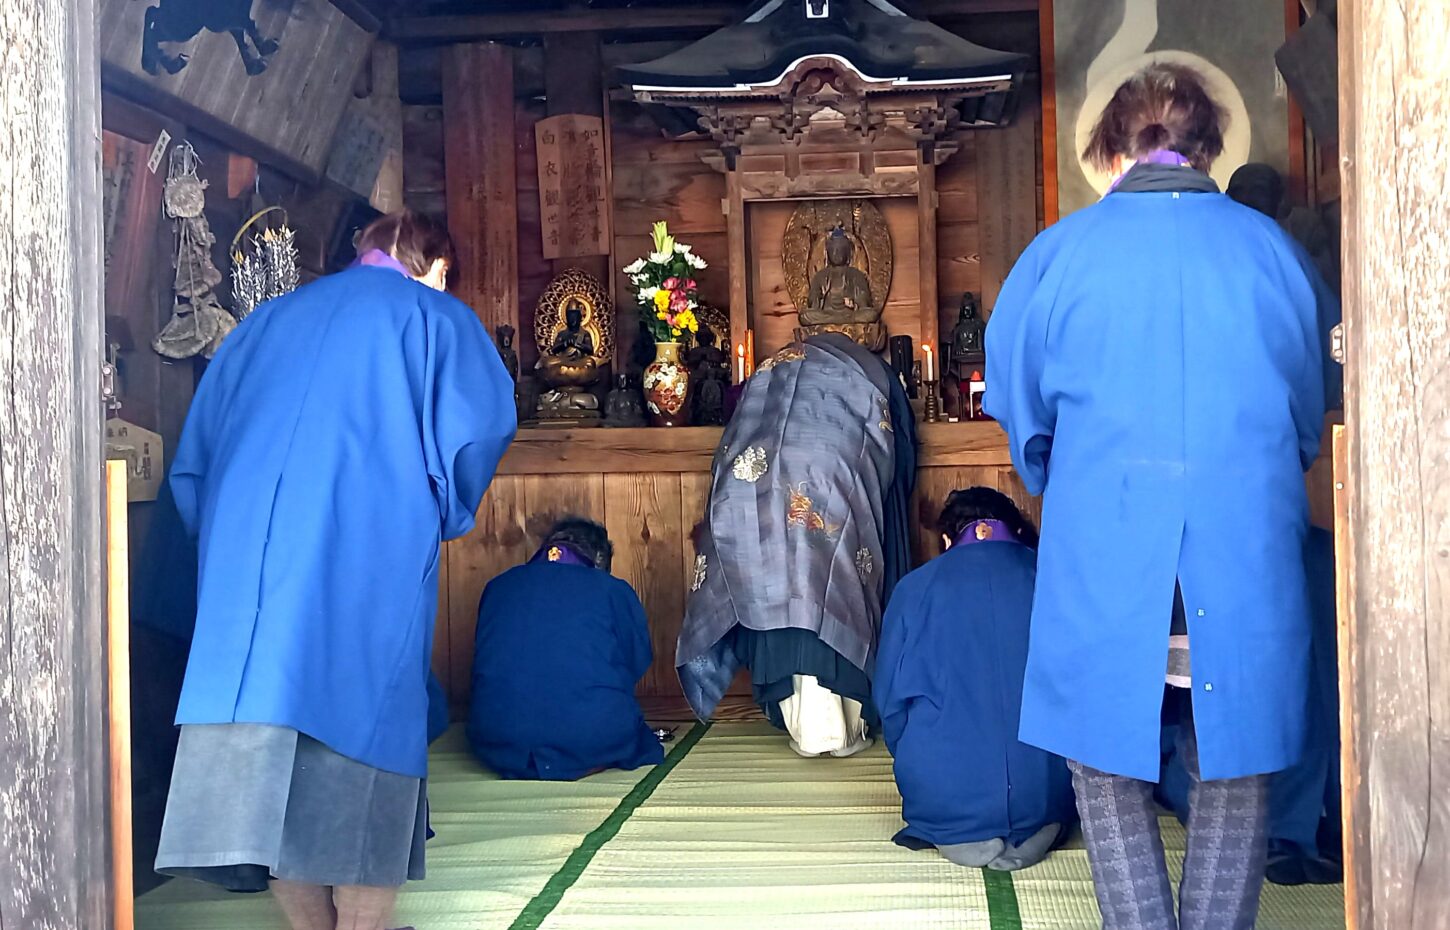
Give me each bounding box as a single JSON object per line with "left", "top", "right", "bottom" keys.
{"left": 1069, "top": 702, "right": 1269, "bottom": 930}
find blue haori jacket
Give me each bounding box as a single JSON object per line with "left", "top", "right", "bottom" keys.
{"left": 171, "top": 264, "right": 516, "bottom": 779}
{"left": 467, "top": 562, "right": 664, "bottom": 780}
{"left": 985, "top": 186, "right": 1334, "bottom": 782}
{"left": 876, "top": 538, "right": 1076, "bottom": 849}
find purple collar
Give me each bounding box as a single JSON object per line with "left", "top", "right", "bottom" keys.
{"left": 530, "top": 542, "right": 596, "bottom": 568}
{"left": 953, "top": 519, "right": 1016, "bottom": 547}
{"left": 1108, "top": 150, "right": 1193, "bottom": 191}
{"left": 353, "top": 249, "right": 412, "bottom": 278}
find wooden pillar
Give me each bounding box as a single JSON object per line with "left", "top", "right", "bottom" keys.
{"left": 0, "top": 0, "right": 110, "bottom": 927}
{"left": 918, "top": 158, "right": 940, "bottom": 358}
{"left": 442, "top": 43, "right": 519, "bottom": 336}
{"left": 725, "top": 173, "right": 750, "bottom": 373}
{"left": 542, "top": 33, "right": 612, "bottom": 291}
{"left": 1337, "top": 1, "right": 1450, "bottom": 927}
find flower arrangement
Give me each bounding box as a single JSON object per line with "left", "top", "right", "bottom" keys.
{"left": 624, "top": 221, "right": 708, "bottom": 343}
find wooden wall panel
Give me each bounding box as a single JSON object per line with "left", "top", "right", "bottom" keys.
{"left": 610, "top": 104, "right": 728, "bottom": 364}
{"left": 441, "top": 476, "right": 529, "bottom": 707}
{"left": 977, "top": 91, "right": 1042, "bottom": 312}
{"left": 97, "top": 0, "right": 372, "bottom": 178}
{"left": 402, "top": 105, "right": 446, "bottom": 220}
{"left": 603, "top": 474, "right": 686, "bottom": 697}
{"left": 443, "top": 43, "right": 518, "bottom": 336}
{"left": 937, "top": 135, "right": 984, "bottom": 335}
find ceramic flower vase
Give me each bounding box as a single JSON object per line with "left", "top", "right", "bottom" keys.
{"left": 643, "top": 342, "right": 689, "bottom": 427}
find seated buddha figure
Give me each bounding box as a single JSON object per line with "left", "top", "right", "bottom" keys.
{"left": 796, "top": 225, "right": 886, "bottom": 350}
{"left": 536, "top": 299, "right": 602, "bottom": 417}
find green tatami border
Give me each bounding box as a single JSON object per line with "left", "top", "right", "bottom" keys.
{"left": 507, "top": 722, "right": 712, "bottom": 930}
{"left": 983, "top": 868, "right": 1024, "bottom": 930}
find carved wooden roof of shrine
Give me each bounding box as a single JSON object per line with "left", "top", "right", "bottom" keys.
{"left": 616, "top": 0, "right": 1028, "bottom": 98}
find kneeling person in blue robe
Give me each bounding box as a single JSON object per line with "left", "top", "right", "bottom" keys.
{"left": 468, "top": 519, "right": 664, "bottom": 780}
{"left": 875, "top": 488, "right": 1076, "bottom": 871}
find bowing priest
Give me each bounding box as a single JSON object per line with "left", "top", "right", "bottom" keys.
{"left": 678, "top": 332, "right": 916, "bottom": 757}
{"left": 156, "top": 210, "right": 516, "bottom": 930}
{"left": 468, "top": 518, "right": 664, "bottom": 780}
{"left": 876, "top": 488, "right": 1075, "bottom": 871}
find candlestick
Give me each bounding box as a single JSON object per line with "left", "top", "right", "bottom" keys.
{"left": 923, "top": 344, "right": 934, "bottom": 382}
{"left": 745, "top": 328, "right": 755, "bottom": 376}
{"left": 924, "top": 379, "right": 940, "bottom": 423}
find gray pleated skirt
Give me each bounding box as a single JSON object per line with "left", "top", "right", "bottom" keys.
{"left": 155, "top": 723, "right": 427, "bottom": 891}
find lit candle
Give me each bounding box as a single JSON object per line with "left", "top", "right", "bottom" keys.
{"left": 923, "top": 344, "right": 934, "bottom": 381}
{"left": 735, "top": 343, "right": 746, "bottom": 382}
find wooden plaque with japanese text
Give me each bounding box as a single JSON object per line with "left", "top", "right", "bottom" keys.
{"left": 534, "top": 114, "right": 610, "bottom": 259}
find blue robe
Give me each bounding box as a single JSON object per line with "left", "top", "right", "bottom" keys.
{"left": 1159, "top": 527, "right": 1340, "bottom": 860}
{"left": 985, "top": 185, "right": 1334, "bottom": 782}
{"left": 876, "top": 539, "right": 1076, "bottom": 849}
{"left": 468, "top": 562, "right": 664, "bottom": 780}
{"left": 171, "top": 264, "right": 516, "bottom": 779}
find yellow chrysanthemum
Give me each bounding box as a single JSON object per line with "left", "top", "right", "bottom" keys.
{"left": 656, "top": 309, "right": 669, "bottom": 321}
{"left": 653, "top": 289, "right": 671, "bottom": 312}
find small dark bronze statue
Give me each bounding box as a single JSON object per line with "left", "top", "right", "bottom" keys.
{"left": 141, "top": 0, "right": 279, "bottom": 76}
{"left": 603, "top": 373, "right": 647, "bottom": 428}
{"left": 495, "top": 324, "right": 519, "bottom": 384}
{"left": 685, "top": 325, "right": 729, "bottom": 427}
{"left": 949, "top": 292, "right": 987, "bottom": 377}
{"left": 949, "top": 293, "right": 988, "bottom": 421}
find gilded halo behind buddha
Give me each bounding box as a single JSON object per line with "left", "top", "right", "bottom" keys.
{"left": 533, "top": 268, "right": 614, "bottom": 422}
{"left": 782, "top": 199, "right": 893, "bottom": 351}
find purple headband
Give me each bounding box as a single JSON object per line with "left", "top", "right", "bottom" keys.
{"left": 530, "top": 541, "right": 595, "bottom": 568}
{"left": 353, "top": 248, "right": 412, "bottom": 278}
{"left": 953, "top": 519, "right": 1016, "bottom": 548}
{"left": 1108, "top": 149, "right": 1194, "bottom": 191}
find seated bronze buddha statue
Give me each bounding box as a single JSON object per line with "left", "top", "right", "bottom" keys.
{"left": 536, "top": 299, "right": 602, "bottom": 419}
{"left": 795, "top": 225, "right": 887, "bottom": 351}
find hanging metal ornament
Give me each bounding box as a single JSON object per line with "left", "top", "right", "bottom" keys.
{"left": 153, "top": 142, "right": 237, "bottom": 360}
{"left": 229, "top": 206, "right": 301, "bottom": 320}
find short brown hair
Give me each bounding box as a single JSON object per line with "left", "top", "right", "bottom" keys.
{"left": 1082, "top": 63, "right": 1227, "bottom": 174}
{"left": 356, "top": 210, "right": 456, "bottom": 278}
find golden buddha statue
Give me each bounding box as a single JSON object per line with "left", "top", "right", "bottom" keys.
{"left": 795, "top": 225, "right": 887, "bottom": 350}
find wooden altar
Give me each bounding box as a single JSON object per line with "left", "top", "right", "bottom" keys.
{"left": 436, "top": 420, "right": 1338, "bottom": 718}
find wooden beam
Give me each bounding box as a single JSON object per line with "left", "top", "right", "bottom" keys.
{"left": 388, "top": 0, "right": 1038, "bottom": 42}
{"left": 1338, "top": 0, "right": 1450, "bottom": 927}
{"left": 0, "top": 0, "right": 110, "bottom": 928}
{"left": 1038, "top": 0, "right": 1059, "bottom": 224}
{"left": 443, "top": 43, "right": 520, "bottom": 336}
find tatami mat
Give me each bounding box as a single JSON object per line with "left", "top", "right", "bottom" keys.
{"left": 136, "top": 722, "right": 1345, "bottom": 930}
{"left": 135, "top": 728, "right": 655, "bottom": 930}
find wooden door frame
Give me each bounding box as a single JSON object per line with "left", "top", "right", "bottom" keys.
{"left": 0, "top": 0, "right": 110, "bottom": 928}
{"left": 1336, "top": 1, "right": 1450, "bottom": 928}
